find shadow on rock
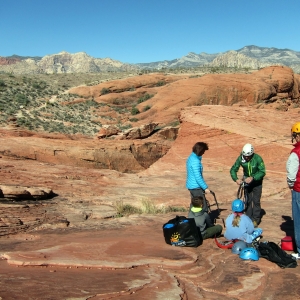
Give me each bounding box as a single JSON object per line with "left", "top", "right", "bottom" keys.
{"left": 280, "top": 215, "right": 294, "bottom": 236}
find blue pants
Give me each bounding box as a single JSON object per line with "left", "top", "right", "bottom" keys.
{"left": 292, "top": 190, "right": 300, "bottom": 253}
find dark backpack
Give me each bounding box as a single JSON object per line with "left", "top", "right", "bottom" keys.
{"left": 163, "top": 215, "right": 202, "bottom": 247}
{"left": 258, "top": 241, "right": 297, "bottom": 268}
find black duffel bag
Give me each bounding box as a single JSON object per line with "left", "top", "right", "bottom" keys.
{"left": 258, "top": 241, "right": 297, "bottom": 268}
{"left": 163, "top": 215, "right": 202, "bottom": 247}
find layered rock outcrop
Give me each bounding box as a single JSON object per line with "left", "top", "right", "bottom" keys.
{"left": 0, "top": 129, "right": 173, "bottom": 173}
{"left": 70, "top": 66, "right": 300, "bottom": 126}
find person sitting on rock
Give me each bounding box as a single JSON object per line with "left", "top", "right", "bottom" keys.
{"left": 224, "top": 199, "right": 263, "bottom": 243}
{"left": 188, "top": 196, "right": 222, "bottom": 239}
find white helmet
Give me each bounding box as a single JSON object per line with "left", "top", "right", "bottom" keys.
{"left": 242, "top": 144, "right": 254, "bottom": 156}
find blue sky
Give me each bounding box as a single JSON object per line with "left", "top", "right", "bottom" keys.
{"left": 1, "top": 0, "right": 299, "bottom": 63}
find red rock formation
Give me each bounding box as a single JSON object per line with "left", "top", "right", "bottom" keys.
{"left": 70, "top": 66, "right": 300, "bottom": 127}
{"left": 0, "top": 57, "right": 21, "bottom": 65}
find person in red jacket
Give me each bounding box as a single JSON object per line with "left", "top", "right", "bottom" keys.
{"left": 286, "top": 122, "right": 300, "bottom": 260}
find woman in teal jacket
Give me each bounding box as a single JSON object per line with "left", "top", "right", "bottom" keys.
{"left": 230, "top": 143, "right": 266, "bottom": 227}
{"left": 186, "top": 142, "right": 210, "bottom": 212}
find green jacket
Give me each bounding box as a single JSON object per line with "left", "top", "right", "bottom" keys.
{"left": 230, "top": 153, "right": 266, "bottom": 182}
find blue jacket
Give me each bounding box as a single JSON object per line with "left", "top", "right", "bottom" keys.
{"left": 186, "top": 152, "right": 208, "bottom": 190}
{"left": 224, "top": 214, "right": 254, "bottom": 243}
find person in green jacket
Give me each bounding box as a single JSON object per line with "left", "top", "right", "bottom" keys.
{"left": 230, "top": 143, "right": 266, "bottom": 227}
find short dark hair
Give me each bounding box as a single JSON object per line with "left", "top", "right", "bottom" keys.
{"left": 191, "top": 196, "right": 204, "bottom": 208}
{"left": 192, "top": 142, "right": 209, "bottom": 156}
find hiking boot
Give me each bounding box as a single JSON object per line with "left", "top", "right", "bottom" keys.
{"left": 253, "top": 220, "right": 258, "bottom": 228}
{"left": 251, "top": 236, "right": 261, "bottom": 248}
{"left": 291, "top": 253, "right": 300, "bottom": 260}
{"left": 253, "top": 236, "right": 261, "bottom": 243}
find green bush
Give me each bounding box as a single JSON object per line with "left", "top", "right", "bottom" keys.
{"left": 119, "top": 124, "right": 132, "bottom": 130}
{"left": 0, "top": 79, "right": 6, "bottom": 87}
{"left": 137, "top": 93, "right": 153, "bottom": 103}
{"left": 131, "top": 106, "right": 140, "bottom": 115}
{"left": 129, "top": 117, "right": 139, "bottom": 122}
{"left": 101, "top": 87, "right": 111, "bottom": 95}
{"left": 143, "top": 105, "right": 151, "bottom": 112}
{"left": 15, "top": 93, "right": 29, "bottom": 105}
{"left": 156, "top": 81, "right": 166, "bottom": 87}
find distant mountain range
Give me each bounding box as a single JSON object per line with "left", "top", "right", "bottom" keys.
{"left": 1, "top": 45, "right": 300, "bottom": 74}
{"left": 136, "top": 46, "right": 300, "bottom": 72}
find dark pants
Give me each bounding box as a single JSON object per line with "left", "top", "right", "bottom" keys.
{"left": 188, "top": 188, "right": 208, "bottom": 212}
{"left": 202, "top": 225, "right": 223, "bottom": 239}
{"left": 245, "top": 183, "right": 262, "bottom": 223}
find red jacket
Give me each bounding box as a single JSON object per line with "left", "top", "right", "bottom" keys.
{"left": 291, "top": 142, "right": 300, "bottom": 192}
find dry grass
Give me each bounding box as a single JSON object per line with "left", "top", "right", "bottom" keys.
{"left": 113, "top": 198, "right": 187, "bottom": 217}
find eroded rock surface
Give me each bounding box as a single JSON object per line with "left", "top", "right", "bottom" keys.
{"left": 1, "top": 98, "right": 300, "bottom": 297}
{"left": 0, "top": 129, "right": 173, "bottom": 173}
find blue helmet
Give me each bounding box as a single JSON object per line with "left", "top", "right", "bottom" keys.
{"left": 232, "top": 199, "right": 244, "bottom": 212}
{"left": 239, "top": 247, "right": 259, "bottom": 261}
{"left": 232, "top": 240, "right": 247, "bottom": 254}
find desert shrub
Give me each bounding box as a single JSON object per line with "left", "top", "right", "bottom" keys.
{"left": 15, "top": 93, "right": 29, "bottom": 105}
{"left": 141, "top": 199, "right": 188, "bottom": 214}
{"left": 129, "top": 117, "right": 139, "bottom": 122}
{"left": 32, "top": 81, "right": 47, "bottom": 90}
{"left": 119, "top": 124, "right": 132, "bottom": 130}
{"left": 101, "top": 87, "right": 111, "bottom": 95}
{"left": 156, "top": 80, "right": 166, "bottom": 87}
{"left": 137, "top": 93, "right": 153, "bottom": 103}
{"left": 0, "top": 79, "right": 6, "bottom": 87}
{"left": 143, "top": 105, "right": 151, "bottom": 112}
{"left": 141, "top": 199, "right": 157, "bottom": 214}
{"left": 194, "top": 91, "right": 209, "bottom": 106}
{"left": 210, "top": 67, "right": 220, "bottom": 73}
{"left": 168, "top": 120, "right": 180, "bottom": 127}
{"left": 112, "top": 98, "right": 122, "bottom": 105}
{"left": 131, "top": 106, "right": 140, "bottom": 115}
{"left": 113, "top": 200, "right": 141, "bottom": 217}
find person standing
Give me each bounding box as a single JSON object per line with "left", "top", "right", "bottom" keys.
{"left": 230, "top": 143, "right": 266, "bottom": 227}
{"left": 286, "top": 122, "right": 300, "bottom": 259}
{"left": 186, "top": 142, "right": 210, "bottom": 212}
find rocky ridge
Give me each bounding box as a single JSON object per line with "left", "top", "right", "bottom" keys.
{"left": 0, "top": 51, "right": 137, "bottom": 74}
{"left": 210, "top": 50, "right": 273, "bottom": 69}
{"left": 136, "top": 45, "right": 300, "bottom": 72}
{"left": 1, "top": 45, "right": 300, "bottom": 74}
